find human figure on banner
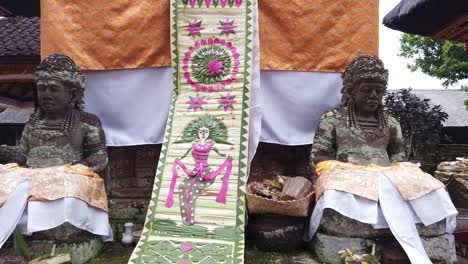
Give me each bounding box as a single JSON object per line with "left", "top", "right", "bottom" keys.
{"left": 165, "top": 115, "right": 233, "bottom": 225}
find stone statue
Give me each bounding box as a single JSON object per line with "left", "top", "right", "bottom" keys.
{"left": 310, "top": 55, "right": 406, "bottom": 167}
{"left": 307, "top": 55, "right": 457, "bottom": 264}
{"left": 1, "top": 54, "right": 107, "bottom": 171}
{"left": 0, "top": 54, "right": 112, "bottom": 258}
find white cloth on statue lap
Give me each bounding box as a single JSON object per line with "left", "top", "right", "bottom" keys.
{"left": 0, "top": 180, "right": 30, "bottom": 248}
{"left": 0, "top": 181, "right": 112, "bottom": 248}
{"left": 306, "top": 173, "right": 457, "bottom": 264}
{"left": 18, "top": 198, "right": 113, "bottom": 242}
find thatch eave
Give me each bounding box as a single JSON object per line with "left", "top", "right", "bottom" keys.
{"left": 383, "top": 0, "right": 468, "bottom": 41}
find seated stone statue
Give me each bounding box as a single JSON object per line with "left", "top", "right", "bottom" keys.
{"left": 1, "top": 54, "right": 107, "bottom": 171}
{"left": 0, "top": 54, "right": 112, "bottom": 253}
{"left": 306, "top": 55, "right": 457, "bottom": 264}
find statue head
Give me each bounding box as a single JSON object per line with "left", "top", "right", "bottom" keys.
{"left": 341, "top": 55, "right": 388, "bottom": 113}
{"left": 34, "top": 54, "right": 86, "bottom": 114}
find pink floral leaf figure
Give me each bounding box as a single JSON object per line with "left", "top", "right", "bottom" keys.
{"left": 182, "top": 243, "right": 193, "bottom": 252}
{"left": 234, "top": 0, "right": 242, "bottom": 7}
{"left": 217, "top": 18, "right": 237, "bottom": 37}
{"left": 217, "top": 93, "right": 237, "bottom": 111}
{"left": 204, "top": 0, "right": 212, "bottom": 7}
{"left": 186, "top": 94, "right": 207, "bottom": 112}
{"left": 189, "top": 0, "right": 196, "bottom": 8}
{"left": 207, "top": 59, "right": 224, "bottom": 75}
{"left": 220, "top": 0, "right": 228, "bottom": 7}
{"left": 165, "top": 196, "right": 174, "bottom": 208}
{"left": 186, "top": 19, "right": 204, "bottom": 39}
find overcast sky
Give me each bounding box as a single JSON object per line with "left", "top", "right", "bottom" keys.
{"left": 379, "top": 0, "right": 466, "bottom": 90}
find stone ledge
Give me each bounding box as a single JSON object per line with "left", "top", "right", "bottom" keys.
{"left": 309, "top": 232, "right": 457, "bottom": 264}
{"left": 319, "top": 209, "right": 446, "bottom": 238}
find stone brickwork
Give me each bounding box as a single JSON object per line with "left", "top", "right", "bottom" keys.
{"left": 416, "top": 144, "right": 468, "bottom": 164}
{"left": 106, "top": 144, "right": 161, "bottom": 235}
{"left": 106, "top": 143, "right": 312, "bottom": 228}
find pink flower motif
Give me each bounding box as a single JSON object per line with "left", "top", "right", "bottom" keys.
{"left": 220, "top": 0, "right": 228, "bottom": 7}
{"left": 182, "top": 38, "right": 240, "bottom": 92}
{"left": 235, "top": 0, "right": 242, "bottom": 7}
{"left": 207, "top": 59, "right": 224, "bottom": 75}
{"left": 218, "top": 92, "right": 237, "bottom": 111}
{"left": 217, "top": 18, "right": 237, "bottom": 37}
{"left": 189, "top": 0, "right": 196, "bottom": 7}
{"left": 186, "top": 94, "right": 207, "bottom": 112}
{"left": 182, "top": 243, "right": 193, "bottom": 252}
{"left": 180, "top": 261, "right": 189, "bottom": 264}
{"left": 205, "top": 0, "right": 212, "bottom": 7}
{"left": 186, "top": 20, "right": 204, "bottom": 39}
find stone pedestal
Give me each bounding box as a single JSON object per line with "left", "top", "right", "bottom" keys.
{"left": 1, "top": 224, "right": 105, "bottom": 264}
{"left": 247, "top": 214, "right": 306, "bottom": 252}
{"left": 309, "top": 233, "right": 379, "bottom": 264}
{"left": 309, "top": 209, "right": 457, "bottom": 264}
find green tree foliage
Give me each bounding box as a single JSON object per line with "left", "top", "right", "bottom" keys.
{"left": 399, "top": 34, "right": 468, "bottom": 87}
{"left": 385, "top": 88, "right": 448, "bottom": 159}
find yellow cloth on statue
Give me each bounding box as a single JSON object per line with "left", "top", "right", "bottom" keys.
{"left": 0, "top": 164, "right": 108, "bottom": 212}
{"left": 314, "top": 160, "right": 445, "bottom": 202}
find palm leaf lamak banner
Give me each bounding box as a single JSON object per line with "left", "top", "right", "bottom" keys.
{"left": 130, "top": 0, "right": 253, "bottom": 263}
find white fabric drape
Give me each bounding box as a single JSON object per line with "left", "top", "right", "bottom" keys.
{"left": 306, "top": 173, "right": 458, "bottom": 263}
{"left": 84, "top": 67, "right": 173, "bottom": 146}
{"left": 259, "top": 71, "right": 342, "bottom": 145}
{"left": 19, "top": 198, "right": 113, "bottom": 242}
{"left": 84, "top": 70, "right": 341, "bottom": 147}
{"left": 0, "top": 184, "right": 112, "bottom": 248}
{"left": 0, "top": 180, "right": 29, "bottom": 248}
{"left": 248, "top": 0, "right": 261, "bottom": 166}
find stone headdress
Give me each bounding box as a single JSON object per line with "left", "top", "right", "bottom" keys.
{"left": 34, "top": 54, "right": 86, "bottom": 111}
{"left": 341, "top": 55, "right": 388, "bottom": 107}
{"left": 31, "top": 54, "right": 86, "bottom": 134}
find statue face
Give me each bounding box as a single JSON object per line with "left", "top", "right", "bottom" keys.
{"left": 198, "top": 127, "right": 209, "bottom": 140}
{"left": 37, "top": 79, "right": 73, "bottom": 114}
{"left": 354, "top": 80, "right": 385, "bottom": 113}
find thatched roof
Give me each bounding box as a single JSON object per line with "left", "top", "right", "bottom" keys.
{"left": 0, "top": 17, "right": 40, "bottom": 57}
{"left": 383, "top": 0, "right": 468, "bottom": 40}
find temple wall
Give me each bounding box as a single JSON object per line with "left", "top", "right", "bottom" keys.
{"left": 105, "top": 143, "right": 468, "bottom": 232}
{"left": 105, "top": 143, "right": 313, "bottom": 233}
{"left": 415, "top": 144, "right": 468, "bottom": 164}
